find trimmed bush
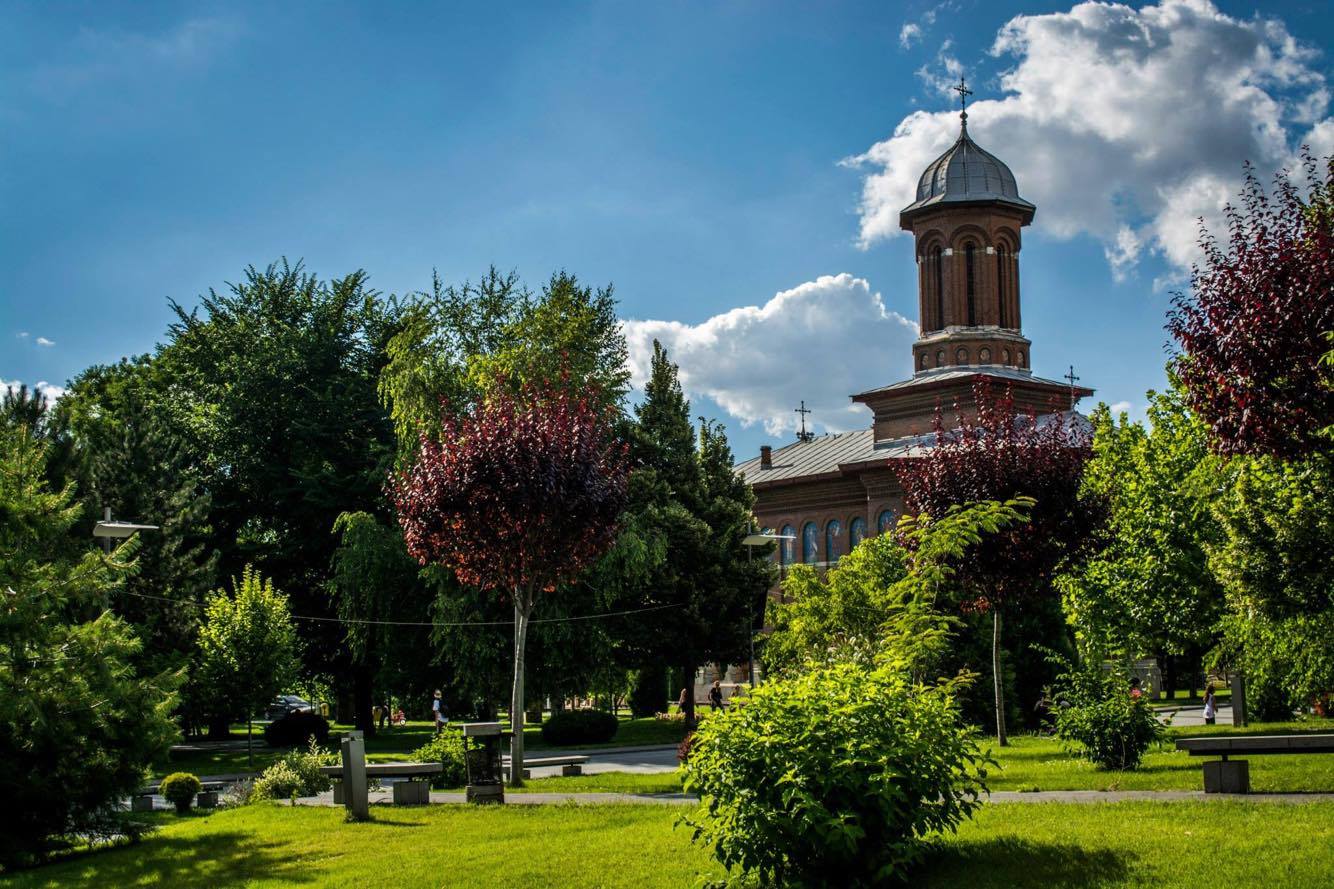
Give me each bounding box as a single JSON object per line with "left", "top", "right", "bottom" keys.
{"left": 629, "top": 666, "right": 668, "bottom": 719}
{"left": 159, "top": 772, "right": 202, "bottom": 814}
{"left": 1052, "top": 662, "right": 1164, "bottom": 770}
{"left": 262, "top": 710, "right": 330, "bottom": 748}
{"left": 411, "top": 731, "right": 468, "bottom": 788}
{"left": 251, "top": 739, "right": 334, "bottom": 802}
{"left": 250, "top": 761, "right": 304, "bottom": 803}
{"left": 540, "top": 709, "right": 619, "bottom": 746}
{"left": 682, "top": 662, "right": 987, "bottom": 888}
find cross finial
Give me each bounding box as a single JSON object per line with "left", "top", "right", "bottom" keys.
{"left": 794, "top": 401, "right": 814, "bottom": 443}
{"left": 953, "top": 76, "right": 973, "bottom": 126}
{"left": 1063, "top": 365, "right": 1081, "bottom": 409}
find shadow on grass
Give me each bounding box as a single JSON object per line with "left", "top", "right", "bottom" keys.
{"left": 916, "top": 836, "right": 1135, "bottom": 888}
{"left": 6, "top": 829, "right": 318, "bottom": 888}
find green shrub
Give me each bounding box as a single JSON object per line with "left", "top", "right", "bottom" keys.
{"left": 262, "top": 710, "right": 330, "bottom": 748}
{"left": 541, "top": 709, "right": 619, "bottom": 746}
{"left": 251, "top": 738, "right": 334, "bottom": 802}
{"left": 1051, "top": 660, "right": 1164, "bottom": 770}
{"left": 411, "top": 731, "right": 468, "bottom": 787}
{"left": 682, "top": 661, "right": 988, "bottom": 888}
{"left": 629, "top": 667, "right": 668, "bottom": 719}
{"left": 159, "top": 772, "right": 202, "bottom": 813}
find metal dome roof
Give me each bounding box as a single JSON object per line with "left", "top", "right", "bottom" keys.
{"left": 899, "top": 116, "right": 1035, "bottom": 226}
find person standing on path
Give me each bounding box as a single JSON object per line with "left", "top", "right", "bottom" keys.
{"left": 1203, "top": 685, "right": 1217, "bottom": 725}
{"left": 433, "top": 690, "right": 447, "bottom": 736}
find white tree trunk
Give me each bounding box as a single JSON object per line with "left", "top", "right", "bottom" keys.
{"left": 993, "top": 609, "right": 1008, "bottom": 747}
{"left": 509, "top": 594, "right": 530, "bottom": 787}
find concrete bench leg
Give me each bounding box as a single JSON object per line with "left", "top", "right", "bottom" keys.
{"left": 1203, "top": 759, "right": 1249, "bottom": 794}
{"left": 196, "top": 791, "right": 219, "bottom": 809}
{"left": 332, "top": 782, "right": 345, "bottom": 805}
{"left": 393, "top": 780, "right": 430, "bottom": 805}
{"left": 131, "top": 796, "right": 154, "bottom": 813}
{"left": 561, "top": 765, "right": 582, "bottom": 777}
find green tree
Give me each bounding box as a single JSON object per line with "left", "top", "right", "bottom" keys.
{"left": 195, "top": 567, "right": 299, "bottom": 762}
{"left": 0, "top": 423, "right": 179, "bottom": 868}
{"left": 1058, "top": 383, "right": 1224, "bottom": 693}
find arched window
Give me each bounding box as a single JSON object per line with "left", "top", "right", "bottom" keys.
{"left": 802, "top": 522, "right": 818, "bottom": 564}
{"left": 849, "top": 516, "right": 867, "bottom": 549}
{"left": 1017, "top": 350, "right": 1025, "bottom": 367}
{"left": 935, "top": 349, "right": 945, "bottom": 368}
{"left": 920, "top": 353, "right": 928, "bottom": 370}
{"left": 932, "top": 246, "right": 944, "bottom": 331}
{"left": 997, "top": 246, "right": 1009, "bottom": 328}
{"left": 1002, "top": 348, "right": 1011, "bottom": 365}
{"left": 877, "top": 509, "right": 895, "bottom": 534}
{"left": 780, "top": 524, "right": 796, "bottom": 566}
{"left": 965, "top": 243, "right": 977, "bottom": 326}
{"left": 956, "top": 347, "right": 969, "bottom": 364}
{"left": 979, "top": 347, "right": 991, "bottom": 364}
{"left": 825, "top": 520, "right": 843, "bottom": 564}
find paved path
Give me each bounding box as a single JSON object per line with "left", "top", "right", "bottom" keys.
{"left": 1156, "top": 703, "right": 1235, "bottom": 727}
{"left": 516, "top": 744, "right": 679, "bottom": 779}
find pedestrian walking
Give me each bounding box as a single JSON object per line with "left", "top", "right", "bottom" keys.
{"left": 709, "top": 679, "right": 725, "bottom": 712}
{"left": 1203, "top": 685, "right": 1217, "bottom": 725}
{"left": 677, "top": 687, "right": 690, "bottom": 715}
{"left": 433, "top": 690, "right": 447, "bottom": 736}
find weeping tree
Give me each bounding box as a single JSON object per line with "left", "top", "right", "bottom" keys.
{"left": 394, "top": 376, "right": 628, "bottom": 784}
{"left": 895, "top": 383, "right": 1099, "bottom": 745}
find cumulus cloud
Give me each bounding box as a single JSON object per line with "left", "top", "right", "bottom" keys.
{"left": 1, "top": 379, "right": 65, "bottom": 403}
{"left": 899, "top": 23, "right": 923, "bottom": 49}
{"left": 1109, "top": 400, "right": 1133, "bottom": 416}
{"left": 16, "top": 332, "right": 29, "bottom": 339}
{"left": 622, "top": 274, "right": 917, "bottom": 436}
{"left": 35, "top": 336, "right": 54, "bottom": 347}
{"left": 846, "top": 0, "right": 1332, "bottom": 273}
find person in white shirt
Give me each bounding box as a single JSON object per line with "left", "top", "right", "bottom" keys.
{"left": 432, "top": 690, "right": 447, "bottom": 736}
{"left": 1203, "top": 685, "right": 1217, "bottom": 725}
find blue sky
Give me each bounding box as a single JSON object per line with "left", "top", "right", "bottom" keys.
{"left": 3, "top": 0, "right": 1332, "bottom": 461}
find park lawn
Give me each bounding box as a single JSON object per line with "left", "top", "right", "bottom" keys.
{"left": 502, "top": 772, "right": 685, "bottom": 794}
{"left": 5, "top": 800, "right": 1333, "bottom": 888}
{"left": 984, "top": 730, "right": 1334, "bottom": 792}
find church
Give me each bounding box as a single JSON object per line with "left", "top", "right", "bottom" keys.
{"left": 735, "top": 90, "right": 1094, "bottom": 572}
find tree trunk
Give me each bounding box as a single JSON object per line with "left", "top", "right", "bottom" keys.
{"left": 353, "top": 665, "right": 376, "bottom": 738}
{"left": 680, "top": 662, "right": 697, "bottom": 729}
{"left": 993, "top": 610, "right": 1008, "bottom": 747}
{"left": 247, "top": 718, "right": 253, "bottom": 767}
{"left": 509, "top": 595, "right": 531, "bottom": 787}
{"left": 207, "top": 714, "right": 230, "bottom": 740}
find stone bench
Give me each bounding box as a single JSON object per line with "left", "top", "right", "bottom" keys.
{"left": 501, "top": 754, "right": 590, "bottom": 781}
{"left": 1175, "top": 733, "right": 1334, "bottom": 793}
{"left": 319, "top": 761, "right": 443, "bottom": 805}
{"left": 133, "top": 780, "right": 226, "bottom": 811}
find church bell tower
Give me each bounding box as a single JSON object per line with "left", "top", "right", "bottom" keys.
{"left": 900, "top": 79, "right": 1036, "bottom": 374}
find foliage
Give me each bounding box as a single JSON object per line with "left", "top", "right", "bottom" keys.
{"left": 1, "top": 383, "right": 52, "bottom": 438}
{"left": 195, "top": 567, "right": 299, "bottom": 728}
{"left": 1209, "top": 453, "right": 1334, "bottom": 714}
{"left": 628, "top": 666, "right": 669, "bottom": 719}
{"left": 541, "top": 710, "right": 620, "bottom": 746}
{"left": 1049, "top": 657, "right": 1164, "bottom": 771}
{"left": 394, "top": 374, "right": 628, "bottom": 781}
{"left": 682, "top": 661, "right": 988, "bottom": 888}
{"left": 1167, "top": 152, "right": 1334, "bottom": 459}
{"left": 411, "top": 731, "right": 468, "bottom": 787}
{"left": 0, "top": 424, "right": 179, "bottom": 868}
{"left": 1058, "top": 383, "right": 1224, "bottom": 658}
{"left": 263, "top": 710, "right": 331, "bottom": 748}
{"left": 251, "top": 739, "right": 334, "bottom": 802}
{"left": 249, "top": 761, "right": 305, "bottom": 803}
{"left": 159, "top": 773, "right": 202, "bottom": 811}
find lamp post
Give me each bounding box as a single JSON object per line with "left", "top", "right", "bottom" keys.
{"left": 741, "top": 531, "right": 795, "bottom": 688}
{"left": 93, "top": 507, "right": 159, "bottom": 553}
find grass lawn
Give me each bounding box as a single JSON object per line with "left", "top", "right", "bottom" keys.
{"left": 5, "top": 800, "right": 1331, "bottom": 888}
{"left": 496, "top": 772, "right": 686, "bottom": 795}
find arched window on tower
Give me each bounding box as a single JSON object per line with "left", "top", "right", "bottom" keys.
{"left": 779, "top": 524, "right": 795, "bottom": 566}
{"left": 932, "top": 246, "right": 944, "bottom": 331}
{"left": 877, "top": 509, "right": 895, "bottom": 534}
{"left": 935, "top": 349, "right": 945, "bottom": 368}
{"left": 802, "top": 522, "right": 818, "bottom": 564}
{"left": 965, "top": 243, "right": 977, "bottom": 326}
{"left": 956, "top": 347, "right": 969, "bottom": 364}
{"left": 825, "top": 520, "right": 843, "bottom": 564}
{"left": 849, "top": 516, "right": 867, "bottom": 549}
{"left": 997, "top": 246, "right": 1009, "bottom": 328}
{"left": 979, "top": 347, "right": 991, "bottom": 364}
{"left": 1003, "top": 348, "right": 1011, "bottom": 365}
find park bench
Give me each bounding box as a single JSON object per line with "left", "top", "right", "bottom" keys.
{"left": 133, "top": 780, "right": 226, "bottom": 812}
{"left": 1175, "top": 733, "right": 1334, "bottom": 793}
{"left": 502, "top": 754, "right": 590, "bottom": 781}
{"left": 319, "top": 761, "right": 442, "bottom": 805}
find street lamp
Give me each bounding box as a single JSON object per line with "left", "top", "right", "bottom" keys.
{"left": 741, "top": 531, "right": 795, "bottom": 687}
{"left": 93, "top": 507, "right": 158, "bottom": 553}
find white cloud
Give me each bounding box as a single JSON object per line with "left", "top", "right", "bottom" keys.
{"left": 16, "top": 332, "right": 28, "bottom": 339}
{"left": 2, "top": 379, "right": 65, "bottom": 403}
{"left": 899, "top": 23, "right": 923, "bottom": 49}
{"left": 915, "top": 40, "right": 964, "bottom": 97}
{"left": 846, "top": 0, "right": 1332, "bottom": 273}
{"left": 34, "top": 336, "right": 54, "bottom": 347}
{"left": 1109, "top": 400, "right": 1133, "bottom": 416}
{"left": 622, "top": 274, "right": 917, "bottom": 436}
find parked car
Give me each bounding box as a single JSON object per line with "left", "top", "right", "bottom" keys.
{"left": 264, "top": 695, "right": 314, "bottom": 722}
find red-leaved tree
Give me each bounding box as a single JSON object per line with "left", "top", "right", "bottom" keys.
{"left": 1167, "top": 151, "right": 1334, "bottom": 459}
{"left": 895, "top": 383, "right": 1099, "bottom": 745}
{"left": 394, "top": 378, "right": 628, "bottom": 783}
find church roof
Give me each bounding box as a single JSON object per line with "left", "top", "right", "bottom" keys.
{"left": 899, "top": 119, "right": 1035, "bottom": 225}
{"left": 851, "top": 365, "right": 1086, "bottom": 400}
